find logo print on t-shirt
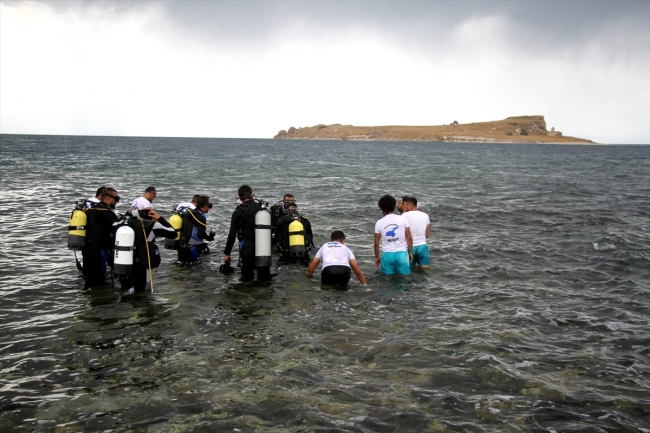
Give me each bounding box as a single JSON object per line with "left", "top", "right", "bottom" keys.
{"left": 385, "top": 224, "right": 399, "bottom": 237}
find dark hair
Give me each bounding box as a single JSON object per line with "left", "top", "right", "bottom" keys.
{"left": 192, "top": 194, "right": 200, "bottom": 200}
{"left": 95, "top": 186, "right": 106, "bottom": 197}
{"left": 283, "top": 194, "right": 294, "bottom": 201}
{"left": 331, "top": 230, "right": 345, "bottom": 241}
{"left": 145, "top": 186, "right": 156, "bottom": 193}
{"left": 378, "top": 194, "right": 396, "bottom": 214}
{"left": 238, "top": 185, "right": 253, "bottom": 199}
{"left": 402, "top": 196, "right": 417, "bottom": 207}
{"left": 196, "top": 195, "right": 210, "bottom": 208}
{"left": 100, "top": 187, "right": 117, "bottom": 199}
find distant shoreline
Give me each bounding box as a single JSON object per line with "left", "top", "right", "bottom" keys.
{"left": 274, "top": 115, "right": 596, "bottom": 144}
{"left": 274, "top": 135, "right": 602, "bottom": 145}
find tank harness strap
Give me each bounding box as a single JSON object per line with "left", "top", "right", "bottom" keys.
{"left": 69, "top": 225, "right": 86, "bottom": 230}
{"left": 187, "top": 209, "right": 212, "bottom": 228}
{"left": 114, "top": 245, "right": 135, "bottom": 252}
{"left": 135, "top": 214, "right": 154, "bottom": 292}
{"left": 289, "top": 230, "right": 305, "bottom": 236}
{"left": 256, "top": 224, "right": 272, "bottom": 230}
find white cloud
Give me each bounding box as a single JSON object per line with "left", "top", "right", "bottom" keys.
{"left": 1, "top": 1, "right": 648, "bottom": 143}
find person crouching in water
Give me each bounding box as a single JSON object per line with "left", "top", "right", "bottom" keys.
{"left": 178, "top": 195, "right": 215, "bottom": 263}
{"left": 307, "top": 230, "right": 366, "bottom": 288}
{"left": 275, "top": 203, "right": 314, "bottom": 265}
{"left": 114, "top": 208, "right": 177, "bottom": 293}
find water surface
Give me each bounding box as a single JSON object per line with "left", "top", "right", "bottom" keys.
{"left": 1, "top": 135, "right": 649, "bottom": 432}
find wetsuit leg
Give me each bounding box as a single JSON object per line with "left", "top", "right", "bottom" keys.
{"left": 240, "top": 240, "right": 256, "bottom": 281}
{"left": 256, "top": 266, "right": 270, "bottom": 282}
{"left": 82, "top": 247, "right": 107, "bottom": 287}
{"left": 132, "top": 268, "right": 148, "bottom": 292}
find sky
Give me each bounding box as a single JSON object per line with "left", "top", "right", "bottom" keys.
{"left": 1, "top": 0, "right": 649, "bottom": 144}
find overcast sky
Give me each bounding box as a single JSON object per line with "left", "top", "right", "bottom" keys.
{"left": 1, "top": 0, "right": 648, "bottom": 143}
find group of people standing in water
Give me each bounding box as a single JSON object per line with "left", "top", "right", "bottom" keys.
{"left": 71, "top": 184, "right": 430, "bottom": 293}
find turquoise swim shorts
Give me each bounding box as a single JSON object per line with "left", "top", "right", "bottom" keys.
{"left": 410, "top": 244, "right": 430, "bottom": 267}
{"left": 380, "top": 251, "right": 411, "bottom": 275}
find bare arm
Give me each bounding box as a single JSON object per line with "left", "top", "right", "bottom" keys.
{"left": 349, "top": 259, "right": 366, "bottom": 284}
{"left": 374, "top": 233, "right": 381, "bottom": 269}
{"left": 306, "top": 257, "right": 321, "bottom": 277}
{"left": 405, "top": 227, "right": 413, "bottom": 263}
{"left": 425, "top": 224, "right": 430, "bottom": 238}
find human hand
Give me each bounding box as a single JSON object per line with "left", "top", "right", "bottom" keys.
{"left": 224, "top": 255, "right": 230, "bottom": 263}
{"left": 375, "top": 257, "right": 381, "bottom": 269}
{"left": 147, "top": 210, "right": 160, "bottom": 222}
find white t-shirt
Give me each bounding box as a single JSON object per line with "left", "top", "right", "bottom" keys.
{"left": 176, "top": 202, "right": 196, "bottom": 212}
{"left": 375, "top": 213, "right": 409, "bottom": 252}
{"left": 315, "top": 242, "right": 355, "bottom": 269}
{"left": 402, "top": 210, "right": 430, "bottom": 246}
{"left": 85, "top": 196, "right": 100, "bottom": 210}
{"left": 131, "top": 196, "right": 152, "bottom": 210}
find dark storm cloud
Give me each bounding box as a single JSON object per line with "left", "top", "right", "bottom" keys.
{"left": 10, "top": 0, "right": 649, "bottom": 57}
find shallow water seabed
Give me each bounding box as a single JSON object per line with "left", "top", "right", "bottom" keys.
{"left": 0, "top": 135, "right": 649, "bottom": 432}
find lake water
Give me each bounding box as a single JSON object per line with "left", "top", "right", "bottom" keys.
{"left": 1, "top": 134, "right": 649, "bottom": 432}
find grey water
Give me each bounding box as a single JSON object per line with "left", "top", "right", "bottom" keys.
{"left": 0, "top": 134, "right": 649, "bottom": 433}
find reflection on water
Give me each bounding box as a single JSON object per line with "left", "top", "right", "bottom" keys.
{"left": 0, "top": 135, "right": 649, "bottom": 432}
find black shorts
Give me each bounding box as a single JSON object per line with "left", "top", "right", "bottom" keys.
{"left": 321, "top": 265, "right": 351, "bottom": 287}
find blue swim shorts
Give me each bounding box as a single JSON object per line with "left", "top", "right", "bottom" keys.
{"left": 410, "top": 244, "right": 430, "bottom": 267}
{"left": 380, "top": 251, "right": 411, "bottom": 275}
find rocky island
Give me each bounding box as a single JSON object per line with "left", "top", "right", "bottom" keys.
{"left": 274, "top": 116, "right": 594, "bottom": 144}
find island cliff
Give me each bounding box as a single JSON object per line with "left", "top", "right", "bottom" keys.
{"left": 274, "top": 116, "right": 594, "bottom": 144}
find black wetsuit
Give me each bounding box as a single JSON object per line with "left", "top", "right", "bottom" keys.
{"left": 82, "top": 201, "right": 118, "bottom": 287}
{"left": 270, "top": 202, "right": 287, "bottom": 243}
{"left": 224, "top": 200, "right": 270, "bottom": 282}
{"left": 178, "top": 208, "right": 213, "bottom": 262}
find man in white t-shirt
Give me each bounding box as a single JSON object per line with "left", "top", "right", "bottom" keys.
{"left": 401, "top": 196, "right": 430, "bottom": 269}
{"left": 86, "top": 186, "right": 120, "bottom": 213}
{"left": 307, "top": 230, "right": 366, "bottom": 287}
{"left": 130, "top": 186, "right": 157, "bottom": 210}
{"left": 85, "top": 186, "right": 104, "bottom": 209}
{"left": 176, "top": 194, "right": 199, "bottom": 212}
{"left": 374, "top": 194, "right": 413, "bottom": 275}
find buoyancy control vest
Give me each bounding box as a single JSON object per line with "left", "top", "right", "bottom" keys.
{"left": 237, "top": 201, "right": 261, "bottom": 241}
{"left": 179, "top": 208, "right": 206, "bottom": 248}
{"left": 84, "top": 202, "right": 116, "bottom": 250}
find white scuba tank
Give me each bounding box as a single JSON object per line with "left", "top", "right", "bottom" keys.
{"left": 113, "top": 225, "right": 135, "bottom": 277}
{"left": 254, "top": 208, "right": 272, "bottom": 267}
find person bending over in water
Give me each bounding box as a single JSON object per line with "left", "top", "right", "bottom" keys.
{"left": 307, "top": 230, "right": 366, "bottom": 288}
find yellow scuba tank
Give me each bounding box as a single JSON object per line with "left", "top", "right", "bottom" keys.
{"left": 68, "top": 209, "right": 87, "bottom": 249}
{"left": 288, "top": 218, "right": 306, "bottom": 258}
{"left": 164, "top": 213, "right": 183, "bottom": 250}
{"left": 170, "top": 213, "right": 182, "bottom": 240}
